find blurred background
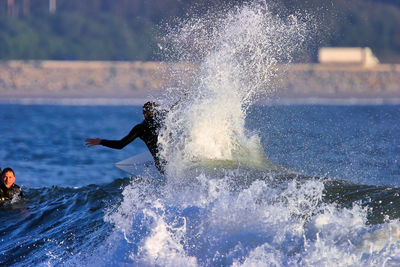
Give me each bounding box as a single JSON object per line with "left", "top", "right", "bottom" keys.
{"left": 0, "top": 0, "right": 399, "bottom": 63}
{"left": 0, "top": 0, "right": 399, "bottom": 102}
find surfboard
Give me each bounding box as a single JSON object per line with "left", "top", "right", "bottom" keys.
{"left": 114, "top": 151, "right": 156, "bottom": 175}
{"left": 185, "top": 141, "right": 290, "bottom": 173}
{"left": 115, "top": 147, "right": 291, "bottom": 176}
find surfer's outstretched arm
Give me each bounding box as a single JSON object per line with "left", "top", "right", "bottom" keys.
{"left": 86, "top": 124, "right": 143, "bottom": 150}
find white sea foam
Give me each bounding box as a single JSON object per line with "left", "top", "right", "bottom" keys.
{"left": 100, "top": 170, "right": 400, "bottom": 266}
{"left": 157, "top": 1, "right": 310, "bottom": 176}
{"left": 97, "top": 1, "right": 400, "bottom": 266}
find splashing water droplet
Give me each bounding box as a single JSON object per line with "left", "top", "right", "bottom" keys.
{"left": 158, "top": 2, "right": 311, "bottom": 176}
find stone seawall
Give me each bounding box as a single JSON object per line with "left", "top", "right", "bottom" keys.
{"left": 276, "top": 64, "right": 400, "bottom": 99}
{"left": 0, "top": 61, "right": 171, "bottom": 98}
{"left": 0, "top": 60, "right": 399, "bottom": 100}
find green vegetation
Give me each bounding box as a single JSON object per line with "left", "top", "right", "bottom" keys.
{"left": 0, "top": 0, "right": 399, "bottom": 62}
{"left": 0, "top": 11, "right": 156, "bottom": 60}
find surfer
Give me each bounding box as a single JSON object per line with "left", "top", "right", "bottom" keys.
{"left": 0, "top": 167, "right": 23, "bottom": 201}
{"left": 85, "top": 101, "right": 168, "bottom": 174}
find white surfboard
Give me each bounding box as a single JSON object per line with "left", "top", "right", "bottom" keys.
{"left": 115, "top": 151, "right": 156, "bottom": 175}
{"left": 115, "top": 143, "right": 292, "bottom": 176}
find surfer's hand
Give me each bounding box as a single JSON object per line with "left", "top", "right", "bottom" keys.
{"left": 85, "top": 138, "right": 101, "bottom": 147}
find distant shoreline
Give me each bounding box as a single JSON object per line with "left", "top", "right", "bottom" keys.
{"left": 1, "top": 96, "right": 400, "bottom": 106}
{"left": 0, "top": 97, "right": 149, "bottom": 106}
{"left": 1, "top": 60, "right": 399, "bottom": 101}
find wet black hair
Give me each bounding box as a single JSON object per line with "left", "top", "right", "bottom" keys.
{"left": 142, "top": 101, "right": 159, "bottom": 114}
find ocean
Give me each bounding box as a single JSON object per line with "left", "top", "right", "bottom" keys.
{"left": 0, "top": 103, "right": 399, "bottom": 266}
{"left": 2, "top": 1, "right": 400, "bottom": 266}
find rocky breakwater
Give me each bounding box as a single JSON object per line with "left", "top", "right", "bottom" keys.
{"left": 0, "top": 60, "right": 193, "bottom": 100}
{"left": 275, "top": 64, "right": 400, "bottom": 100}
{"left": 0, "top": 60, "right": 399, "bottom": 101}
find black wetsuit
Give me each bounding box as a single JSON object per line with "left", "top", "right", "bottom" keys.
{"left": 100, "top": 111, "right": 167, "bottom": 173}
{"left": 0, "top": 183, "right": 22, "bottom": 201}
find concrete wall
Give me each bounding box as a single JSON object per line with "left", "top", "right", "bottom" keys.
{"left": 0, "top": 60, "right": 171, "bottom": 98}
{"left": 0, "top": 60, "right": 399, "bottom": 100}
{"left": 275, "top": 64, "right": 400, "bottom": 99}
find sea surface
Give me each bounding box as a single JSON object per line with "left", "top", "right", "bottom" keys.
{"left": 0, "top": 103, "right": 399, "bottom": 266}
{"left": 2, "top": 1, "right": 400, "bottom": 265}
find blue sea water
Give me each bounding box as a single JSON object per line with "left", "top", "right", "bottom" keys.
{"left": 2, "top": 2, "right": 400, "bottom": 265}
{"left": 0, "top": 103, "right": 399, "bottom": 266}
{"left": 248, "top": 104, "right": 400, "bottom": 187}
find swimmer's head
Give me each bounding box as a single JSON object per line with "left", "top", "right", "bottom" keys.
{"left": 1, "top": 168, "right": 15, "bottom": 189}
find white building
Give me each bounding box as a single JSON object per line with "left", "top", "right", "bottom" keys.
{"left": 318, "top": 47, "right": 379, "bottom": 67}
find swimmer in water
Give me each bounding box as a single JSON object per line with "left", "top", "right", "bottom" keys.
{"left": 0, "top": 167, "right": 23, "bottom": 201}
